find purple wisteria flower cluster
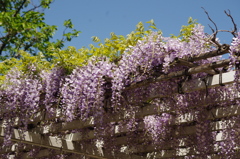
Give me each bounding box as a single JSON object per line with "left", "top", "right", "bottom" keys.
{"left": 61, "top": 57, "right": 115, "bottom": 122}
{"left": 0, "top": 25, "right": 240, "bottom": 158}
{"left": 40, "top": 67, "right": 66, "bottom": 117}
{"left": 143, "top": 113, "right": 172, "bottom": 146}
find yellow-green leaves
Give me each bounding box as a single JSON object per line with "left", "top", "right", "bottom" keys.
{"left": 92, "top": 36, "right": 101, "bottom": 43}
{"left": 41, "top": 0, "right": 53, "bottom": 8}
{"left": 171, "top": 17, "right": 198, "bottom": 42}
{"left": 85, "top": 20, "right": 161, "bottom": 63}
{"left": 136, "top": 21, "right": 144, "bottom": 32}
{"left": 51, "top": 46, "right": 89, "bottom": 73}
{"left": 64, "top": 19, "right": 74, "bottom": 29}
{"left": 146, "top": 19, "right": 155, "bottom": 26}
{"left": 0, "top": 50, "right": 51, "bottom": 77}
{"left": 146, "top": 19, "right": 157, "bottom": 29}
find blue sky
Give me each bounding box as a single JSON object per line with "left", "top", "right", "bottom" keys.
{"left": 44, "top": 0, "right": 240, "bottom": 49}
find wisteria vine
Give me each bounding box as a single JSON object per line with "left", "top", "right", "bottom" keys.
{"left": 0, "top": 24, "right": 240, "bottom": 158}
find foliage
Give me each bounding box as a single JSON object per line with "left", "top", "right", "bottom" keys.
{"left": 90, "top": 20, "right": 161, "bottom": 62}
{"left": 50, "top": 46, "right": 89, "bottom": 73}
{"left": 0, "top": 0, "right": 80, "bottom": 59}
{"left": 0, "top": 20, "right": 161, "bottom": 76}
{"left": 171, "top": 17, "right": 198, "bottom": 42}
{"left": 0, "top": 50, "right": 51, "bottom": 82}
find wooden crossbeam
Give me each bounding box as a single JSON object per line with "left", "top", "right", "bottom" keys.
{"left": 183, "top": 44, "right": 229, "bottom": 62}
{"left": 171, "top": 58, "right": 218, "bottom": 75}
{"left": 118, "top": 119, "right": 238, "bottom": 157}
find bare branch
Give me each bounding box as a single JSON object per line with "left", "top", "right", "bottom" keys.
{"left": 208, "top": 24, "right": 214, "bottom": 34}
{"left": 202, "top": 7, "right": 221, "bottom": 47}
{"left": 22, "top": 4, "right": 46, "bottom": 17}
{"left": 22, "top": 0, "right": 55, "bottom": 17}
{"left": 224, "top": 10, "right": 238, "bottom": 38}
{"left": 13, "top": 0, "right": 28, "bottom": 17}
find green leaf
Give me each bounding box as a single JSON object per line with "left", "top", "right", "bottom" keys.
{"left": 150, "top": 25, "right": 157, "bottom": 29}
{"left": 64, "top": 19, "right": 74, "bottom": 28}
{"left": 92, "top": 36, "right": 101, "bottom": 43}
{"left": 146, "top": 19, "right": 156, "bottom": 26}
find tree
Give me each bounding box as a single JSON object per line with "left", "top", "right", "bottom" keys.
{"left": 0, "top": 0, "right": 80, "bottom": 60}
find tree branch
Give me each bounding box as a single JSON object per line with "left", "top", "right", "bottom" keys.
{"left": 224, "top": 10, "right": 238, "bottom": 38}
{"left": 202, "top": 7, "right": 221, "bottom": 47}
{"left": 0, "top": 33, "right": 11, "bottom": 55}
{"left": 13, "top": 0, "right": 28, "bottom": 17}
{"left": 0, "top": 28, "right": 22, "bottom": 55}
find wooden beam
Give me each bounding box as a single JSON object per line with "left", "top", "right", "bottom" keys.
{"left": 184, "top": 44, "right": 230, "bottom": 62}
{"left": 172, "top": 58, "right": 198, "bottom": 67}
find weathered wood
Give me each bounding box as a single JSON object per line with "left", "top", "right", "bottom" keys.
{"left": 125, "top": 130, "right": 231, "bottom": 157}
{"left": 172, "top": 58, "right": 198, "bottom": 67}
{"left": 0, "top": 142, "right": 18, "bottom": 154}
{"left": 184, "top": 44, "right": 230, "bottom": 62}
{"left": 132, "top": 148, "right": 223, "bottom": 159}
{"left": 0, "top": 125, "right": 147, "bottom": 159}
{"left": 172, "top": 58, "right": 217, "bottom": 75}
{"left": 157, "top": 58, "right": 234, "bottom": 81}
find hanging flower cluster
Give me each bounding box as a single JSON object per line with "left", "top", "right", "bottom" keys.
{"left": 61, "top": 57, "right": 114, "bottom": 122}
{"left": 143, "top": 113, "right": 172, "bottom": 146}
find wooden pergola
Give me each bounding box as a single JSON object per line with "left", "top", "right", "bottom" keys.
{"left": 1, "top": 44, "right": 240, "bottom": 158}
